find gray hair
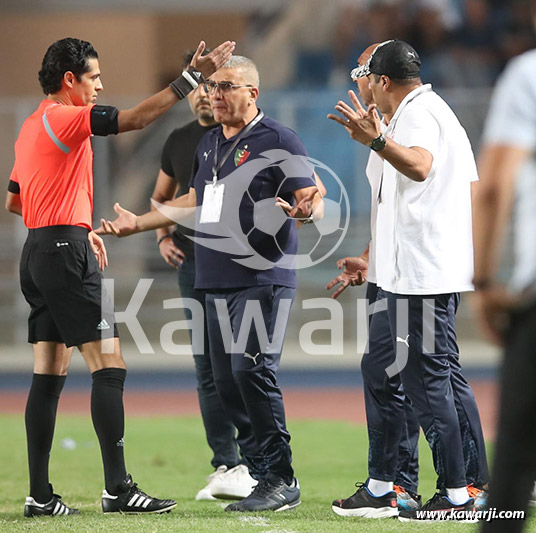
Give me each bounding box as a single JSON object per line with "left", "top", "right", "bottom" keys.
{"left": 222, "top": 55, "right": 260, "bottom": 87}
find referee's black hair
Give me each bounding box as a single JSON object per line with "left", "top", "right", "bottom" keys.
{"left": 38, "top": 38, "right": 98, "bottom": 95}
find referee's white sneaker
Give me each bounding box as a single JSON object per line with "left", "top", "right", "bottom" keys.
{"left": 102, "top": 474, "right": 176, "bottom": 514}
{"left": 210, "top": 464, "right": 258, "bottom": 500}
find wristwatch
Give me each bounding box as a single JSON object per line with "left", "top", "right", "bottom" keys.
{"left": 370, "top": 133, "right": 386, "bottom": 152}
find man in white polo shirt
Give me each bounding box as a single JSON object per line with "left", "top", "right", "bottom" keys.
{"left": 326, "top": 43, "right": 422, "bottom": 513}
{"left": 328, "top": 40, "right": 487, "bottom": 520}
{"left": 474, "top": 18, "right": 536, "bottom": 530}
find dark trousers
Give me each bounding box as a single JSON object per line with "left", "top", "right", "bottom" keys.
{"left": 365, "top": 287, "right": 488, "bottom": 489}
{"left": 205, "top": 285, "right": 295, "bottom": 483}
{"left": 482, "top": 302, "right": 536, "bottom": 533}
{"left": 363, "top": 282, "right": 420, "bottom": 493}
{"left": 448, "top": 330, "right": 489, "bottom": 489}
{"left": 178, "top": 258, "right": 239, "bottom": 469}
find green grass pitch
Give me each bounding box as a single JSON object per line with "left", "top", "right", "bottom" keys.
{"left": 0, "top": 414, "right": 532, "bottom": 532}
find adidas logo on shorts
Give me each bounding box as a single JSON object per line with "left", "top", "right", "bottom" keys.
{"left": 96, "top": 319, "right": 111, "bottom": 331}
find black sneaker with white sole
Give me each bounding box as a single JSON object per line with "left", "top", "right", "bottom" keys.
{"left": 398, "top": 491, "right": 476, "bottom": 522}
{"left": 332, "top": 482, "right": 398, "bottom": 518}
{"left": 102, "top": 474, "right": 177, "bottom": 514}
{"left": 225, "top": 474, "right": 300, "bottom": 512}
{"left": 24, "top": 485, "right": 80, "bottom": 517}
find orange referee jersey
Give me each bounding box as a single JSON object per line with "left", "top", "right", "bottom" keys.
{"left": 9, "top": 100, "right": 96, "bottom": 230}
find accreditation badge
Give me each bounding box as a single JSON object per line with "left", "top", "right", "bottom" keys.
{"left": 200, "top": 181, "right": 225, "bottom": 224}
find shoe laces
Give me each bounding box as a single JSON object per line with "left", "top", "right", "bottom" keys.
{"left": 422, "top": 492, "right": 445, "bottom": 509}
{"left": 350, "top": 481, "right": 371, "bottom": 497}
{"left": 394, "top": 485, "right": 420, "bottom": 501}
{"left": 225, "top": 464, "right": 248, "bottom": 480}
{"left": 207, "top": 465, "right": 228, "bottom": 482}
{"left": 466, "top": 484, "right": 483, "bottom": 499}
{"left": 129, "top": 483, "right": 149, "bottom": 500}
{"left": 251, "top": 477, "right": 282, "bottom": 498}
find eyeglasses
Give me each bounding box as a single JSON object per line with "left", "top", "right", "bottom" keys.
{"left": 203, "top": 81, "right": 253, "bottom": 94}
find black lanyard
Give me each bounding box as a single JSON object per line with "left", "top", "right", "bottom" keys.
{"left": 211, "top": 111, "right": 264, "bottom": 183}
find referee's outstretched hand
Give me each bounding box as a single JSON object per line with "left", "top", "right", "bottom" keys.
{"left": 190, "top": 40, "right": 236, "bottom": 79}
{"left": 95, "top": 203, "right": 138, "bottom": 238}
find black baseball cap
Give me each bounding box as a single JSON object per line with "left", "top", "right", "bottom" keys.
{"left": 350, "top": 39, "right": 421, "bottom": 80}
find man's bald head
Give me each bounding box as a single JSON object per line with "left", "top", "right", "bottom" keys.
{"left": 358, "top": 43, "right": 380, "bottom": 67}
{"left": 354, "top": 43, "right": 380, "bottom": 107}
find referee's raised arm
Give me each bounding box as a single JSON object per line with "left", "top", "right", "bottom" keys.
{"left": 116, "top": 40, "right": 235, "bottom": 132}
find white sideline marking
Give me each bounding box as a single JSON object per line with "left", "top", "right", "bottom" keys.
{"left": 262, "top": 530, "right": 297, "bottom": 533}
{"left": 238, "top": 516, "right": 270, "bottom": 526}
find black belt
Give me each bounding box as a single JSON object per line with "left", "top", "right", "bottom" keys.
{"left": 27, "top": 225, "right": 89, "bottom": 242}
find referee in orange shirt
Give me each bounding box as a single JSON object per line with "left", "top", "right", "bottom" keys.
{"left": 5, "top": 37, "right": 234, "bottom": 517}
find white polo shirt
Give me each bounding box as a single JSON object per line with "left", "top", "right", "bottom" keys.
{"left": 482, "top": 49, "right": 536, "bottom": 294}
{"left": 374, "top": 84, "right": 478, "bottom": 295}
{"left": 365, "top": 122, "right": 386, "bottom": 285}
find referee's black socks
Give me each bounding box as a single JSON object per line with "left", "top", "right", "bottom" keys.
{"left": 25, "top": 373, "right": 66, "bottom": 503}
{"left": 91, "top": 367, "right": 128, "bottom": 494}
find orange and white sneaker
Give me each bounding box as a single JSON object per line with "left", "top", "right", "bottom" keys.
{"left": 467, "top": 484, "right": 488, "bottom": 511}
{"left": 394, "top": 485, "right": 422, "bottom": 511}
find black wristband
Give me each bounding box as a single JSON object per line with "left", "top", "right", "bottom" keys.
{"left": 157, "top": 234, "right": 172, "bottom": 246}
{"left": 169, "top": 66, "right": 205, "bottom": 99}
{"left": 8, "top": 179, "right": 20, "bottom": 194}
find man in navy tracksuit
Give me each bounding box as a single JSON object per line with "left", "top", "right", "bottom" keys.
{"left": 98, "top": 55, "right": 319, "bottom": 513}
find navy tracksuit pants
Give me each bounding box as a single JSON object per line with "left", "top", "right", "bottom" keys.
{"left": 205, "top": 285, "right": 295, "bottom": 484}
{"left": 363, "top": 283, "right": 420, "bottom": 493}
{"left": 363, "top": 284, "right": 489, "bottom": 489}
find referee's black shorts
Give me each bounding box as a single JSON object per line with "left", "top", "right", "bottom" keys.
{"left": 19, "top": 225, "right": 119, "bottom": 348}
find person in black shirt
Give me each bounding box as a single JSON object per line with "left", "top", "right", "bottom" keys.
{"left": 150, "top": 51, "right": 255, "bottom": 502}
